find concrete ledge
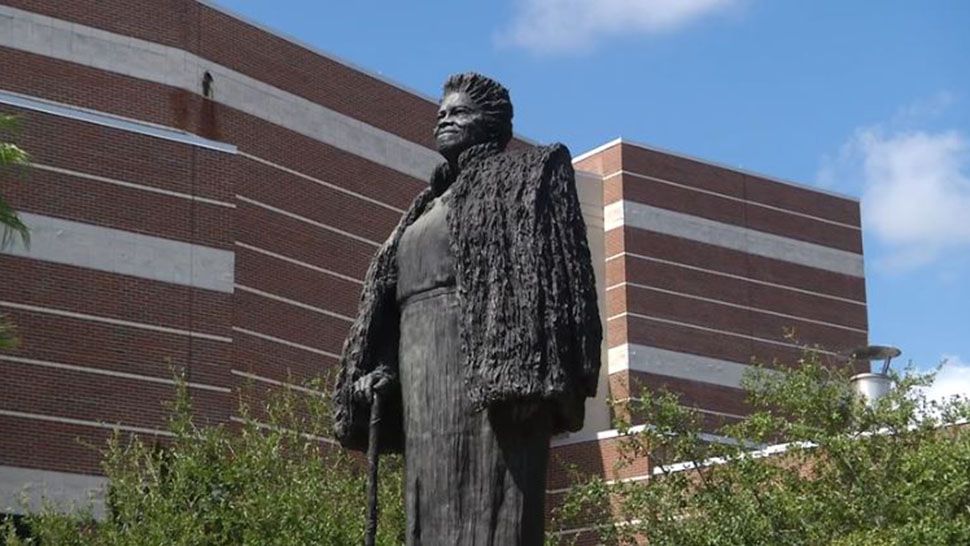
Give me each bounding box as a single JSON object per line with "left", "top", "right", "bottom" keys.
{"left": 608, "top": 343, "right": 757, "bottom": 388}
{"left": 606, "top": 200, "right": 865, "bottom": 277}
{"left": 3, "top": 213, "right": 235, "bottom": 293}
{"left": 0, "top": 465, "right": 106, "bottom": 518}
{"left": 0, "top": 89, "right": 236, "bottom": 154}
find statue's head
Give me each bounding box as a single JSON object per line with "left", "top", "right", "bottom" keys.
{"left": 435, "top": 73, "right": 513, "bottom": 163}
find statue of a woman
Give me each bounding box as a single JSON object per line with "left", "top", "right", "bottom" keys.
{"left": 334, "top": 73, "right": 601, "bottom": 545}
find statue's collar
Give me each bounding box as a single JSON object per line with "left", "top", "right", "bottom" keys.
{"left": 456, "top": 141, "right": 503, "bottom": 172}
{"left": 431, "top": 141, "right": 505, "bottom": 195}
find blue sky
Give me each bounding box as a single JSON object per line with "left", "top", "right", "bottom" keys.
{"left": 214, "top": 0, "right": 970, "bottom": 390}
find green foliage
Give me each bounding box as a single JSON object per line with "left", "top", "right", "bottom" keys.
{"left": 0, "top": 113, "right": 30, "bottom": 250}
{"left": 0, "top": 113, "right": 30, "bottom": 351}
{"left": 0, "top": 319, "right": 19, "bottom": 351}
{"left": 550, "top": 351, "right": 970, "bottom": 546}
{"left": 2, "top": 376, "right": 406, "bottom": 545}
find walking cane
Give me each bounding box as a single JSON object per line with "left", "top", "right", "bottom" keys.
{"left": 364, "top": 390, "right": 383, "bottom": 546}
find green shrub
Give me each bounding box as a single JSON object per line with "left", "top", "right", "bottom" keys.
{"left": 3, "top": 376, "right": 405, "bottom": 545}
{"left": 550, "top": 350, "right": 970, "bottom": 546}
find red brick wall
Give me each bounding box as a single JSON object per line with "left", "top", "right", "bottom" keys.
{"left": 587, "top": 140, "right": 868, "bottom": 455}
{"left": 0, "top": 0, "right": 442, "bottom": 485}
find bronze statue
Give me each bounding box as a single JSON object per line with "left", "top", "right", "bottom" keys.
{"left": 334, "top": 73, "right": 602, "bottom": 545}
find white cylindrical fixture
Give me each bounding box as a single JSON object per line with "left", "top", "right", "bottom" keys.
{"left": 850, "top": 373, "right": 892, "bottom": 406}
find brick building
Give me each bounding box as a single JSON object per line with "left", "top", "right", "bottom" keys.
{"left": 0, "top": 0, "right": 867, "bottom": 530}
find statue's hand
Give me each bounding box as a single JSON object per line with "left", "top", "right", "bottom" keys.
{"left": 352, "top": 369, "right": 393, "bottom": 404}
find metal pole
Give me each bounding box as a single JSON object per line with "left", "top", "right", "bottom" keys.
{"left": 364, "top": 393, "right": 383, "bottom": 546}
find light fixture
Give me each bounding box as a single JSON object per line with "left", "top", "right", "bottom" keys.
{"left": 847, "top": 345, "right": 901, "bottom": 406}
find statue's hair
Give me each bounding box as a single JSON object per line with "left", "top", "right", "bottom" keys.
{"left": 443, "top": 72, "right": 514, "bottom": 149}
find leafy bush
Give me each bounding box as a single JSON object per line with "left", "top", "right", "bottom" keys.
{"left": 550, "top": 350, "right": 970, "bottom": 546}
{"left": 3, "top": 377, "right": 406, "bottom": 545}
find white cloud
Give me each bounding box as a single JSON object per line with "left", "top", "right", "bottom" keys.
{"left": 860, "top": 129, "right": 970, "bottom": 268}
{"left": 819, "top": 98, "right": 970, "bottom": 270}
{"left": 497, "top": 0, "right": 738, "bottom": 54}
{"left": 920, "top": 355, "right": 970, "bottom": 403}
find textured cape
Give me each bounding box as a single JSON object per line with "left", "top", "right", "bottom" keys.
{"left": 333, "top": 142, "right": 602, "bottom": 453}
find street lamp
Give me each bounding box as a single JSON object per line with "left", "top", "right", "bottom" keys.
{"left": 848, "top": 345, "right": 901, "bottom": 405}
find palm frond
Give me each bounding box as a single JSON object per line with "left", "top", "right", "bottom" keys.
{"left": 0, "top": 114, "right": 29, "bottom": 167}
{"left": 0, "top": 114, "right": 28, "bottom": 349}
{"left": 0, "top": 114, "right": 29, "bottom": 249}
{"left": 0, "top": 142, "right": 29, "bottom": 166}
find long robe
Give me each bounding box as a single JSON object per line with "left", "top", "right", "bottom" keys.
{"left": 395, "top": 190, "right": 550, "bottom": 544}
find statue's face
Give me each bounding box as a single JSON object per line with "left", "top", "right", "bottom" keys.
{"left": 435, "top": 91, "right": 488, "bottom": 162}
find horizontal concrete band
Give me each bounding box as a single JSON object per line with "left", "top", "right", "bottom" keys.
{"left": 0, "top": 89, "right": 236, "bottom": 154}
{"left": 2, "top": 310, "right": 232, "bottom": 390}
{"left": 230, "top": 369, "right": 327, "bottom": 398}
{"left": 236, "top": 195, "right": 380, "bottom": 247}
{"left": 551, "top": 422, "right": 737, "bottom": 450}
{"left": 608, "top": 343, "right": 767, "bottom": 388}
{"left": 0, "top": 354, "right": 228, "bottom": 392}
{"left": 238, "top": 152, "right": 405, "bottom": 215}
{"left": 234, "top": 290, "right": 351, "bottom": 355}
{"left": 233, "top": 333, "right": 338, "bottom": 389}
{"left": 2, "top": 213, "right": 234, "bottom": 293}
{"left": 609, "top": 235, "right": 866, "bottom": 304}
{"left": 0, "top": 465, "right": 106, "bottom": 517}
{"left": 228, "top": 417, "right": 338, "bottom": 446}
{"left": 606, "top": 201, "right": 864, "bottom": 278}
{"left": 0, "top": 5, "right": 441, "bottom": 181}
{"left": 236, "top": 204, "right": 374, "bottom": 280}
{"left": 32, "top": 162, "right": 236, "bottom": 208}
{"left": 607, "top": 170, "right": 863, "bottom": 254}
{"left": 1, "top": 362, "right": 230, "bottom": 432}
{"left": 6, "top": 168, "right": 234, "bottom": 254}
{"left": 611, "top": 252, "right": 867, "bottom": 318}
{"left": 236, "top": 284, "right": 353, "bottom": 323}
{"left": 236, "top": 242, "right": 362, "bottom": 285}
{"left": 0, "top": 405, "right": 176, "bottom": 436}
{"left": 233, "top": 327, "right": 340, "bottom": 359}
{"left": 615, "top": 313, "right": 848, "bottom": 361}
